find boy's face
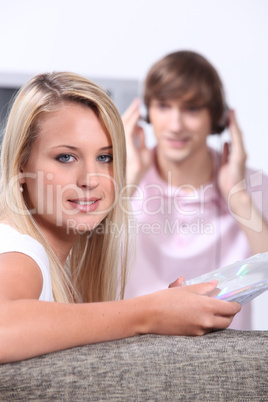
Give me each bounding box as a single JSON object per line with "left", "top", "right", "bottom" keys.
{"left": 148, "top": 98, "right": 212, "bottom": 165}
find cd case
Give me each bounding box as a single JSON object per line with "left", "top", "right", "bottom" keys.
{"left": 184, "top": 253, "right": 268, "bottom": 305}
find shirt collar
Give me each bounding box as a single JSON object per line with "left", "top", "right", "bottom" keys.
{"left": 146, "top": 146, "right": 222, "bottom": 203}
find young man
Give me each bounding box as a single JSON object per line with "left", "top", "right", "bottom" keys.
{"left": 122, "top": 50, "right": 268, "bottom": 330}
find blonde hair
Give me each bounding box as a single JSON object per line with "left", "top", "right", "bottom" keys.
{"left": 0, "top": 72, "right": 131, "bottom": 303}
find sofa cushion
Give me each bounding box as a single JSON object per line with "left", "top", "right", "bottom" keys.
{"left": 0, "top": 329, "right": 267, "bottom": 401}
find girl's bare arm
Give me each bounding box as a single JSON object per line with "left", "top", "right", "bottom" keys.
{"left": 0, "top": 252, "right": 241, "bottom": 363}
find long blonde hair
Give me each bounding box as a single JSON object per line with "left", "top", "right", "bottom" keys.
{"left": 0, "top": 72, "right": 131, "bottom": 303}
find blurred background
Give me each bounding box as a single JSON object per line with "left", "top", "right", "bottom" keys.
{"left": 0, "top": 0, "right": 267, "bottom": 329}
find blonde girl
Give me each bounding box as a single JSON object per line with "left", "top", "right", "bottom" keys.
{"left": 0, "top": 72, "right": 240, "bottom": 363}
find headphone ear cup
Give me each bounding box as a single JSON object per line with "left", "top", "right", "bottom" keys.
{"left": 140, "top": 101, "right": 150, "bottom": 123}
{"left": 146, "top": 110, "right": 150, "bottom": 124}
{"left": 213, "top": 105, "right": 229, "bottom": 134}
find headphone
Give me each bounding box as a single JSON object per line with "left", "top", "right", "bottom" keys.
{"left": 213, "top": 105, "right": 229, "bottom": 135}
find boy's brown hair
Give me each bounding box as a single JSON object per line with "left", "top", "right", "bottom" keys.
{"left": 144, "top": 50, "right": 227, "bottom": 134}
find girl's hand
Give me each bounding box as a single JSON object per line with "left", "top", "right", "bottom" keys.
{"left": 141, "top": 281, "right": 241, "bottom": 336}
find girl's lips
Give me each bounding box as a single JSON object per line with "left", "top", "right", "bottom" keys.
{"left": 68, "top": 198, "right": 100, "bottom": 213}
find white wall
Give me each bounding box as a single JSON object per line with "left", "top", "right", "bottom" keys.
{"left": 1, "top": 0, "right": 268, "bottom": 171}
{"left": 0, "top": 0, "right": 267, "bottom": 329}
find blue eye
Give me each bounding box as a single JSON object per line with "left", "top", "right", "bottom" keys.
{"left": 56, "top": 154, "right": 75, "bottom": 163}
{"left": 97, "top": 154, "right": 113, "bottom": 163}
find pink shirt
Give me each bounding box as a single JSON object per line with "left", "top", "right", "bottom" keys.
{"left": 125, "top": 148, "right": 268, "bottom": 330}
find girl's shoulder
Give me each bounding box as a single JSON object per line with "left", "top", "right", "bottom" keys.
{"left": 0, "top": 222, "right": 54, "bottom": 302}
{"left": 0, "top": 222, "right": 48, "bottom": 262}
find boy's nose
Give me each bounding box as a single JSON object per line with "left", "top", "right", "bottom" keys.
{"left": 168, "top": 109, "right": 182, "bottom": 132}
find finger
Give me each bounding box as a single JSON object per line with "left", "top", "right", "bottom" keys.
{"left": 206, "top": 287, "right": 221, "bottom": 298}
{"left": 169, "top": 276, "right": 185, "bottom": 288}
{"left": 211, "top": 314, "right": 234, "bottom": 329}
{"left": 177, "top": 275, "right": 185, "bottom": 286}
{"left": 136, "top": 126, "right": 147, "bottom": 149}
{"left": 130, "top": 126, "right": 146, "bottom": 149}
{"left": 213, "top": 300, "right": 241, "bottom": 316}
{"left": 187, "top": 280, "right": 218, "bottom": 295}
{"left": 122, "top": 98, "right": 141, "bottom": 122}
{"left": 221, "top": 142, "right": 229, "bottom": 166}
{"left": 123, "top": 104, "right": 142, "bottom": 143}
{"left": 228, "top": 109, "right": 246, "bottom": 155}
{"left": 211, "top": 302, "right": 241, "bottom": 329}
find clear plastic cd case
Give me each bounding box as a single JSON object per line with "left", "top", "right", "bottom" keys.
{"left": 184, "top": 253, "right": 268, "bottom": 305}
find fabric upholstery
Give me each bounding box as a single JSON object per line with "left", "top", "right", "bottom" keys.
{"left": 0, "top": 329, "right": 267, "bottom": 401}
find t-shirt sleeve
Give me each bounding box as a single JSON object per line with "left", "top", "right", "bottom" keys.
{"left": 0, "top": 225, "right": 54, "bottom": 301}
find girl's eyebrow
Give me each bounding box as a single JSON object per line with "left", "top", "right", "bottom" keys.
{"left": 100, "top": 145, "right": 113, "bottom": 151}
{"left": 51, "top": 145, "right": 113, "bottom": 151}
{"left": 51, "top": 145, "right": 78, "bottom": 150}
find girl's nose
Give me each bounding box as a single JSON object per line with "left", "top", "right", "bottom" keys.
{"left": 77, "top": 168, "right": 100, "bottom": 190}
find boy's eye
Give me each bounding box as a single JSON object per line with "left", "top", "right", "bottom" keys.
{"left": 157, "top": 102, "right": 170, "bottom": 110}
{"left": 184, "top": 105, "right": 202, "bottom": 112}
{"left": 97, "top": 154, "right": 113, "bottom": 163}
{"left": 56, "top": 154, "right": 75, "bottom": 163}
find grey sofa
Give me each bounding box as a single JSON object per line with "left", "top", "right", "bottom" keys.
{"left": 0, "top": 329, "right": 267, "bottom": 401}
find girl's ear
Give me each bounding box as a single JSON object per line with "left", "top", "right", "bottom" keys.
{"left": 19, "top": 167, "right": 26, "bottom": 184}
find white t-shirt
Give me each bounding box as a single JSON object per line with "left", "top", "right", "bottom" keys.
{"left": 0, "top": 223, "right": 54, "bottom": 301}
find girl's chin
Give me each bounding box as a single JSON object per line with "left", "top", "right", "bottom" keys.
{"left": 64, "top": 218, "right": 105, "bottom": 235}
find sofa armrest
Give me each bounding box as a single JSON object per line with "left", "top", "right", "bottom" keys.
{"left": 0, "top": 329, "right": 267, "bottom": 401}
